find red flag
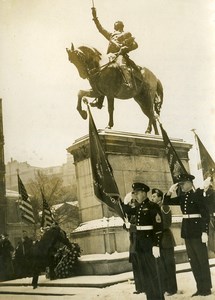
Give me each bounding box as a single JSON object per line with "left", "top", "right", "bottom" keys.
{"left": 160, "top": 124, "right": 188, "bottom": 183}
{"left": 88, "top": 107, "right": 125, "bottom": 220}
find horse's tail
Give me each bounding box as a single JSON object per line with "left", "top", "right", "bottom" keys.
{"left": 154, "top": 79, "right": 163, "bottom": 115}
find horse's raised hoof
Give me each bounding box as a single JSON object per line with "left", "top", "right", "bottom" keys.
{"left": 33, "top": 285, "right": 37, "bottom": 289}
{"left": 80, "top": 110, "right": 87, "bottom": 120}
{"left": 145, "top": 130, "right": 151, "bottom": 134}
{"left": 90, "top": 101, "right": 103, "bottom": 109}
{"left": 105, "top": 125, "right": 112, "bottom": 130}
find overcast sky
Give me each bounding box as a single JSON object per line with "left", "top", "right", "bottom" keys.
{"left": 0, "top": 0, "right": 215, "bottom": 182}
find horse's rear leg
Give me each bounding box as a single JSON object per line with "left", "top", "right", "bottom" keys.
{"left": 106, "top": 97, "right": 114, "bottom": 129}
{"left": 145, "top": 117, "right": 159, "bottom": 135}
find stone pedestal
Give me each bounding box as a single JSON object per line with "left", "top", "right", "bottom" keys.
{"left": 67, "top": 130, "right": 192, "bottom": 273}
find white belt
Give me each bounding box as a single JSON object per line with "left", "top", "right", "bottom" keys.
{"left": 183, "top": 214, "right": 201, "bottom": 219}
{"left": 136, "top": 225, "right": 153, "bottom": 230}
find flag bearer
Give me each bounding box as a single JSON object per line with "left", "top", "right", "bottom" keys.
{"left": 164, "top": 174, "right": 212, "bottom": 297}
{"left": 124, "top": 182, "right": 164, "bottom": 300}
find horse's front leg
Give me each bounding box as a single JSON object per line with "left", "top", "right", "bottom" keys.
{"left": 106, "top": 97, "right": 114, "bottom": 129}
{"left": 77, "top": 89, "right": 96, "bottom": 120}
{"left": 145, "top": 119, "right": 152, "bottom": 134}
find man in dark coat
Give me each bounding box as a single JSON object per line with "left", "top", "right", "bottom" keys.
{"left": 123, "top": 182, "right": 164, "bottom": 300}
{"left": 164, "top": 174, "right": 212, "bottom": 297}
{"left": 13, "top": 230, "right": 33, "bottom": 278}
{"left": 0, "top": 233, "right": 14, "bottom": 281}
{"left": 151, "top": 188, "right": 178, "bottom": 296}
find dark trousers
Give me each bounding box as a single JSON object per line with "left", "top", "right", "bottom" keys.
{"left": 208, "top": 218, "right": 215, "bottom": 252}
{"left": 138, "top": 250, "right": 164, "bottom": 300}
{"left": 185, "top": 238, "right": 212, "bottom": 293}
{"left": 130, "top": 252, "right": 145, "bottom": 293}
{"left": 160, "top": 247, "right": 177, "bottom": 294}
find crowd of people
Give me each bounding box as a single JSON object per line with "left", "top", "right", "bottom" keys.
{"left": 0, "top": 225, "right": 81, "bottom": 283}
{"left": 122, "top": 175, "right": 215, "bottom": 299}
{"left": 1, "top": 174, "right": 214, "bottom": 298}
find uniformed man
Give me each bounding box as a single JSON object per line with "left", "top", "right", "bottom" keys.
{"left": 123, "top": 182, "right": 164, "bottom": 300}
{"left": 151, "top": 188, "right": 178, "bottom": 296}
{"left": 123, "top": 191, "right": 145, "bottom": 294}
{"left": 199, "top": 176, "right": 215, "bottom": 253}
{"left": 164, "top": 174, "right": 212, "bottom": 297}
{"left": 91, "top": 6, "right": 138, "bottom": 88}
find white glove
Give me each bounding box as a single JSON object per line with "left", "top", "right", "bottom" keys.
{"left": 168, "top": 183, "right": 178, "bottom": 194}
{"left": 124, "top": 222, "right": 131, "bottom": 229}
{"left": 203, "top": 177, "right": 212, "bottom": 192}
{"left": 123, "top": 192, "right": 133, "bottom": 205}
{"left": 152, "top": 246, "right": 160, "bottom": 258}
{"left": 201, "top": 232, "right": 208, "bottom": 244}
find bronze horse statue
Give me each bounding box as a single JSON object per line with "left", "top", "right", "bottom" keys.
{"left": 66, "top": 44, "right": 163, "bottom": 134}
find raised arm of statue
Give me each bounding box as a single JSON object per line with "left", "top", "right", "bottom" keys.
{"left": 91, "top": 7, "right": 111, "bottom": 41}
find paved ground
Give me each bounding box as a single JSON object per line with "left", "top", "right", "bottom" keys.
{"left": 0, "top": 260, "right": 214, "bottom": 299}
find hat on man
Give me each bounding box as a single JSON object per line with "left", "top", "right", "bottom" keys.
{"left": 176, "top": 173, "right": 195, "bottom": 183}
{"left": 132, "top": 182, "right": 150, "bottom": 193}
{"left": 151, "top": 188, "right": 163, "bottom": 198}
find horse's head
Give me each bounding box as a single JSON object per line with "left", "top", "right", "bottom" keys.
{"left": 66, "top": 44, "right": 101, "bottom": 79}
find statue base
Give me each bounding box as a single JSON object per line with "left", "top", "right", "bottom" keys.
{"left": 67, "top": 130, "right": 192, "bottom": 274}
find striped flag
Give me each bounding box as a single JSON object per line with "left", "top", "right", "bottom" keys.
{"left": 17, "top": 175, "right": 35, "bottom": 224}
{"left": 41, "top": 191, "right": 54, "bottom": 227}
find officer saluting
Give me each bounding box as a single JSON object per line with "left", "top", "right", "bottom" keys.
{"left": 123, "top": 182, "right": 164, "bottom": 300}
{"left": 164, "top": 174, "right": 212, "bottom": 297}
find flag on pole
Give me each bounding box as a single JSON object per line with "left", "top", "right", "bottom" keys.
{"left": 160, "top": 124, "right": 188, "bottom": 183}
{"left": 17, "top": 175, "right": 35, "bottom": 224}
{"left": 193, "top": 131, "right": 215, "bottom": 180}
{"left": 88, "top": 106, "right": 125, "bottom": 220}
{"left": 41, "top": 190, "right": 54, "bottom": 227}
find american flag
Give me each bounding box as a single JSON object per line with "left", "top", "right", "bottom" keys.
{"left": 17, "top": 175, "right": 35, "bottom": 224}
{"left": 41, "top": 190, "right": 54, "bottom": 227}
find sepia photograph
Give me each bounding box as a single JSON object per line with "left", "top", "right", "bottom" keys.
{"left": 0, "top": 0, "right": 215, "bottom": 299}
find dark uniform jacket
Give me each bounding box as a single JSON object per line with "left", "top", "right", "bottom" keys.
{"left": 93, "top": 17, "right": 138, "bottom": 54}
{"left": 202, "top": 188, "right": 215, "bottom": 215}
{"left": 163, "top": 190, "right": 210, "bottom": 239}
{"left": 123, "top": 198, "right": 163, "bottom": 252}
{"left": 160, "top": 205, "right": 176, "bottom": 249}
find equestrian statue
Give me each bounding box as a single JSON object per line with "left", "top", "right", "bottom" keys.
{"left": 66, "top": 6, "right": 163, "bottom": 135}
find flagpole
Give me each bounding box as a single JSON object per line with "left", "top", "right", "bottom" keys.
{"left": 85, "top": 99, "right": 108, "bottom": 252}
{"left": 16, "top": 169, "right": 24, "bottom": 234}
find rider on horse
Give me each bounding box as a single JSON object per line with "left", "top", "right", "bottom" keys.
{"left": 91, "top": 7, "right": 139, "bottom": 88}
